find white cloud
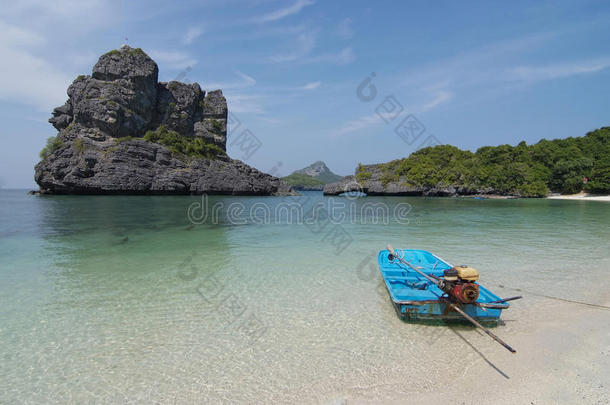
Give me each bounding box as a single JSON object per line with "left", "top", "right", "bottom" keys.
{"left": 271, "top": 32, "right": 316, "bottom": 62}
{"left": 419, "top": 90, "right": 453, "bottom": 112}
{"left": 388, "top": 32, "right": 610, "bottom": 113}
{"left": 335, "top": 113, "right": 387, "bottom": 136}
{"left": 227, "top": 94, "right": 266, "bottom": 114}
{"left": 0, "top": 2, "right": 118, "bottom": 112}
{"left": 398, "top": 33, "right": 609, "bottom": 101}
{"left": 399, "top": 32, "right": 556, "bottom": 90}
{"left": 255, "top": 0, "right": 315, "bottom": 23}
{"left": 183, "top": 26, "right": 204, "bottom": 45}
{"left": 301, "top": 81, "right": 321, "bottom": 90}
{"left": 0, "top": 0, "right": 113, "bottom": 33}
{"left": 234, "top": 70, "right": 256, "bottom": 86}
{"left": 334, "top": 90, "right": 452, "bottom": 136}
{"left": 148, "top": 50, "right": 197, "bottom": 70}
{"left": 205, "top": 70, "right": 256, "bottom": 90}
{"left": 0, "top": 20, "right": 45, "bottom": 46}
{"left": 256, "top": 116, "right": 282, "bottom": 124}
{"left": 336, "top": 17, "right": 354, "bottom": 39}
{"left": 311, "top": 47, "right": 355, "bottom": 65}
{"left": 271, "top": 35, "right": 355, "bottom": 65}
{"left": 0, "top": 47, "right": 70, "bottom": 111}
{"left": 0, "top": 20, "right": 72, "bottom": 111}
{"left": 507, "top": 58, "right": 610, "bottom": 82}
{"left": 1, "top": 0, "right": 105, "bottom": 19}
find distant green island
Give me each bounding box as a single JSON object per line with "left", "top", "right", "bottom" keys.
{"left": 282, "top": 161, "right": 342, "bottom": 190}
{"left": 325, "top": 127, "right": 610, "bottom": 197}
{"left": 281, "top": 173, "right": 326, "bottom": 189}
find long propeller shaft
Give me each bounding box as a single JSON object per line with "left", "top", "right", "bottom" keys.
{"left": 386, "top": 245, "right": 516, "bottom": 354}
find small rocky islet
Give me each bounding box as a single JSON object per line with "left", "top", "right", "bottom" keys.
{"left": 35, "top": 45, "right": 295, "bottom": 195}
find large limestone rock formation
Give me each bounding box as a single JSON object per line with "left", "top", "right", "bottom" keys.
{"left": 36, "top": 46, "right": 294, "bottom": 195}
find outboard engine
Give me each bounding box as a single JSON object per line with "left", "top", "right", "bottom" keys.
{"left": 442, "top": 265, "right": 479, "bottom": 303}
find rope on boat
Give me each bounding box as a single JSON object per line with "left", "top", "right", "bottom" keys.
{"left": 497, "top": 285, "right": 610, "bottom": 310}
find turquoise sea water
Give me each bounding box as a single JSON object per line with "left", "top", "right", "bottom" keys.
{"left": 1, "top": 190, "right": 609, "bottom": 403}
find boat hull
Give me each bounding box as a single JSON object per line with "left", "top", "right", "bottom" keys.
{"left": 378, "top": 249, "right": 506, "bottom": 322}
{"left": 388, "top": 295, "right": 503, "bottom": 322}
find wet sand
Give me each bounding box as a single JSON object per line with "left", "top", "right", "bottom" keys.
{"left": 319, "top": 292, "right": 610, "bottom": 404}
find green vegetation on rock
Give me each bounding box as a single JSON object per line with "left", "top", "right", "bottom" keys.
{"left": 103, "top": 49, "right": 121, "bottom": 57}
{"left": 39, "top": 136, "right": 63, "bottom": 159}
{"left": 281, "top": 173, "right": 325, "bottom": 189}
{"left": 210, "top": 118, "right": 223, "bottom": 133}
{"left": 103, "top": 47, "right": 146, "bottom": 58}
{"left": 74, "top": 138, "right": 85, "bottom": 152}
{"left": 374, "top": 127, "right": 610, "bottom": 196}
{"left": 143, "top": 125, "right": 225, "bottom": 160}
{"left": 114, "top": 136, "right": 136, "bottom": 143}
{"left": 356, "top": 163, "right": 372, "bottom": 183}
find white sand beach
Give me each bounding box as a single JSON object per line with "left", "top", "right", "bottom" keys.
{"left": 358, "top": 294, "right": 610, "bottom": 405}
{"left": 547, "top": 192, "right": 610, "bottom": 202}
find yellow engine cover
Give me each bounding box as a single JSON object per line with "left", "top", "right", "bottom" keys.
{"left": 454, "top": 265, "right": 479, "bottom": 281}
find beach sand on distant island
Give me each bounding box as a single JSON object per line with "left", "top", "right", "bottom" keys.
{"left": 547, "top": 192, "right": 610, "bottom": 202}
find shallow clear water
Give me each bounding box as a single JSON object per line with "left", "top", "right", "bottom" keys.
{"left": 1, "top": 190, "right": 609, "bottom": 403}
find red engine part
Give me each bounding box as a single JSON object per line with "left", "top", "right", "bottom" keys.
{"left": 451, "top": 283, "right": 479, "bottom": 303}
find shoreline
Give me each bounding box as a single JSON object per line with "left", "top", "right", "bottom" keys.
{"left": 21, "top": 188, "right": 610, "bottom": 201}
{"left": 547, "top": 192, "right": 610, "bottom": 202}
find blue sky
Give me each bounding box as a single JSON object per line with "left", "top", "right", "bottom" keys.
{"left": 1, "top": 0, "right": 610, "bottom": 188}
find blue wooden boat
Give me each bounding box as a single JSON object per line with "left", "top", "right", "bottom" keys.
{"left": 378, "top": 248, "right": 509, "bottom": 322}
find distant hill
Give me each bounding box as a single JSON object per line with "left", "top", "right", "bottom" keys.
{"left": 282, "top": 161, "right": 342, "bottom": 190}
{"left": 281, "top": 173, "right": 326, "bottom": 190}
{"left": 294, "top": 161, "right": 342, "bottom": 183}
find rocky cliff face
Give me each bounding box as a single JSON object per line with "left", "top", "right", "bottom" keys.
{"left": 36, "top": 46, "right": 295, "bottom": 195}
{"left": 323, "top": 163, "right": 494, "bottom": 196}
